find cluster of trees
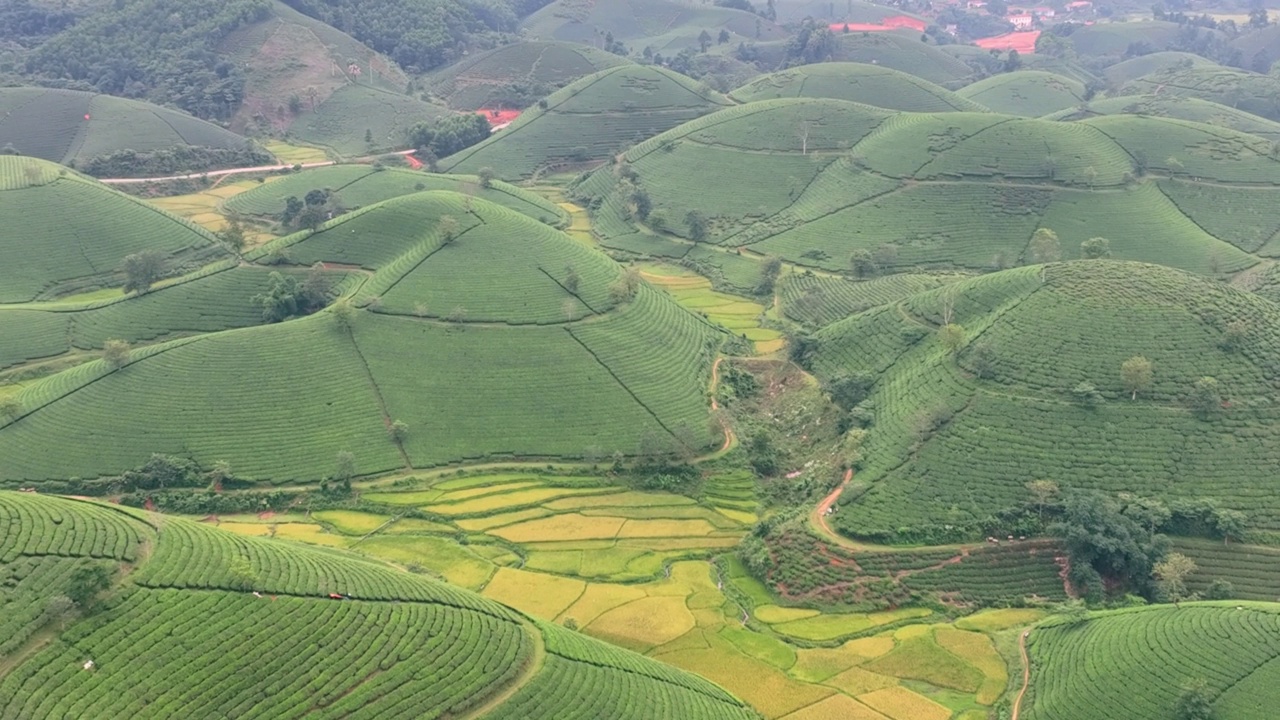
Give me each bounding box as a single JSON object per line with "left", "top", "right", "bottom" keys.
{"left": 407, "top": 113, "right": 490, "bottom": 165}
{"left": 77, "top": 144, "right": 274, "bottom": 179}
{"left": 253, "top": 265, "right": 333, "bottom": 322}
{"left": 16, "top": 0, "right": 273, "bottom": 120}
{"left": 281, "top": 0, "right": 552, "bottom": 72}
{"left": 280, "top": 188, "right": 344, "bottom": 230}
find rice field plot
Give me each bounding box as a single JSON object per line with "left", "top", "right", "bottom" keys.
{"left": 955, "top": 71, "right": 1085, "bottom": 117}
{"left": 261, "top": 140, "right": 329, "bottom": 165}
{"left": 730, "top": 63, "right": 986, "bottom": 113}
{"left": 0, "top": 156, "right": 229, "bottom": 302}
{"left": 224, "top": 165, "right": 566, "bottom": 224}
{"left": 147, "top": 179, "right": 271, "bottom": 236}
{"left": 1025, "top": 604, "right": 1280, "bottom": 720}
{"left": 441, "top": 65, "right": 733, "bottom": 180}
{"left": 642, "top": 266, "right": 782, "bottom": 354}
{"left": 780, "top": 272, "right": 964, "bottom": 328}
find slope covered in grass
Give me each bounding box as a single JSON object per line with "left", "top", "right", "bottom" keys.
{"left": 0, "top": 156, "right": 229, "bottom": 303}
{"left": 730, "top": 62, "right": 987, "bottom": 112}
{"left": 0, "top": 492, "right": 757, "bottom": 719}
{"left": 1101, "top": 51, "right": 1218, "bottom": 85}
{"left": 0, "top": 87, "right": 257, "bottom": 171}
{"left": 440, "top": 65, "right": 733, "bottom": 179}
{"left": 816, "top": 261, "right": 1280, "bottom": 542}
{"left": 427, "top": 41, "right": 633, "bottom": 110}
{"left": 957, "top": 71, "right": 1086, "bottom": 116}
{"left": 0, "top": 192, "right": 724, "bottom": 483}
{"left": 224, "top": 165, "right": 566, "bottom": 224}
{"left": 1047, "top": 94, "right": 1280, "bottom": 142}
{"left": 1025, "top": 604, "right": 1280, "bottom": 720}
{"left": 574, "top": 99, "right": 1266, "bottom": 278}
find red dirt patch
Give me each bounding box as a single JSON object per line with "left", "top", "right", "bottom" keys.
{"left": 477, "top": 108, "right": 520, "bottom": 127}
{"left": 829, "top": 16, "right": 927, "bottom": 32}
{"left": 975, "top": 30, "right": 1040, "bottom": 53}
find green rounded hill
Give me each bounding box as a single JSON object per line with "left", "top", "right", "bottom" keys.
{"left": 730, "top": 62, "right": 987, "bottom": 113}
{"left": 1047, "top": 94, "right": 1280, "bottom": 142}
{"left": 440, "top": 65, "right": 733, "bottom": 180}
{"left": 0, "top": 491, "right": 757, "bottom": 719}
{"left": 521, "top": 0, "right": 789, "bottom": 49}
{"left": 831, "top": 31, "right": 974, "bottom": 87}
{"left": 575, "top": 99, "right": 1269, "bottom": 278}
{"left": 0, "top": 156, "right": 230, "bottom": 303}
{"left": 1101, "top": 50, "right": 1218, "bottom": 85}
{"left": 814, "top": 261, "right": 1280, "bottom": 541}
{"left": 0, "top": 87, "right": 256, "bottom": 171}
{"left": 1067, "top": 20, "right": 1226, "bottom": 58}
{"left": 224, "top": 164, "right": 566, "bottom": 224}
{"left": 428, "top": 41, "right": 633, "bottom": 110}
{"left": 0, "top": 192, "right": 724, "bottom": 484}
{"left": 1121, "top": 65, "right": 1280, "bottom": 122}
{"left": 957, "top": 71, "right": 1086, "bottom": 117}
{"left": 1026, "top": 603, "right": 1280, "bottom": 720}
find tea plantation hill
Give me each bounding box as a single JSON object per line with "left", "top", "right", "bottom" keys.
{"left": 521, "top": 0, "right": 789, "bottom": 50}
{"left": 1121, "top": 65, "right": 1280, "bottom": 122}
{"left": 1065, "top": 20, "right": 1229, "bottom": 59}
{"left": 1045, "top": 95, "right": 1280, "bottom": 143}
{"left": 941, "top": 45, "right": 1101, "bottom": 86}
{"left": 830, "top": 31, "right": 975, "bottom": 87}
{"left": 1101, "top": 51, "right": 1218, "bottom": 86}
{"left": 575, "top": 97, "right": 1276, "bottom": 278}
{"left": 439, "top": 65, "right": 733, "bottom": 180}
{"left": 0, "top": 191, "right": 725, "bottom": 484}
{"left": 1024, "top": 603, "right": 1280, "bottom": 720}
{"left": 729, "top": 63, "right": 988, "bottom": 113}
{"left": 0, "top": 88, "right": 262, "bottom": 174}
{"left": 0, "top": 156, "right": 230, "bottom": 304}
{"left": 0, "top": 492, "right": 758, "bottom": 719}
{"left": 956, "top": 71, "right": 1087, "bottom": 117}
{"left": 1231, "top": 22, "right": 1280, "bottom": 74}
{"left": 222, "top": 164, "right": 568, "bottom": 225}
{"left": 809, "top": 261, "right": 1280, "bottom": 543}
{"left": 426, "top": 41, "right": 633, "bottom": 111}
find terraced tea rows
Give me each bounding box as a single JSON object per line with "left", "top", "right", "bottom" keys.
{"left": 730, "top": 63, "right": 987, "bottom": 113}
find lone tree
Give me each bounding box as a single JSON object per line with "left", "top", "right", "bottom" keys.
{"left": 1080, "top": 236, "right": 1111, "bottom": 259}
{"left": 698, "top": 29, "right": 713, "bottom": 52}
{"left": 685, "top": 211, "right": 709, "bottom": 241}
{"left": 564, "top": 265, "right": 581, "bottom": 294}
{"left": 849, "top": 249, "right": 878, "bottom": 278}
{"left": 388, "top": 420, "right": 409, "bottom": 444}
{"left": 477, "top": 167, "right": 495, "bottom": 189}
{"left": 939, "top": 323, "right": 965, "bottom": 353}
{"left": 1189, "top": 376, "right": 1222, "bottom": 419}
{"left": 1172, "top": 681, "right": 1215, "bottom": 720}
{"left": 122, "top": 250, "right": 165, "bottom": 294}
{"left": 102, "top": 339, "right": 131, "bottom": 369}
{"left": 1025, "top": 479, "right": 1060, "bottom": 523}
{"left": 1121, "top": 355, "right": 1153, "bottom": 400}
{"left": 1154, "top": 552, "right": 1196, "bottom": 606}
{"left": 67, "top": 564, "right": 112, "bottom": 610}
{"left": 1028, "top": 228, "right": 1061, "bottom": 263}
{"left": 438, "top": 215, "right": 460, "bottom": 243}
{"left": 609, "top": 266, "right": 643, "bottom": 304}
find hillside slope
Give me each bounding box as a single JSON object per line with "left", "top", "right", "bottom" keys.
{"left": 0, "top": 491, "right": 757, "bottom": 719}
{"left": 0, "top": 192, "right": 724, "bottom": 484}
{"left": 574, "top": 99, "right": 1271, "bottom": 278}
{"left": 522, "top": 0, "right": 789, "bottom": 51}
{"left": 1025, "top": 604, "right": 1280, "bottom": 720}
{"left": 730, "top": 62, "right": 987, "bottom": 113}
{"left": 0, "top": 156, "right": 230, "bottom": 303}
{"left": 1121, "top": 66, "right": 1280, "bottom": 122}
{"left": 815, "top": 261, "right": 1280, "bottom": 542}
{"left": 427, "top": 41, "right": 633, "bottom": 111}
{"left": 440, "top": 65, "right": 733, "bottom": 179}
{"left": 1046, "top": 94, "right": 1280, "bottom": 143}
{"left": 957, "top": 70, "right": 1086, "bottom": 117}
{"left": 0, "top": 88, "right": 264, "bottom": 174}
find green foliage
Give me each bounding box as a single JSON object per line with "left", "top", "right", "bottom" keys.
{"left": 101, "top": 339, "right": 131, "bottom": 369}
{"left": 122, "top": 250, "right": 166, "bottom": 295}
{"left": 66, "top": 563, "right": 111, "bottom": 608}
{"left": 1188, "top": 376, "right": 1222, "bottom": 419}
{"left": 1050, "top": 491, "right": 1168, "bottom": 599}
{"left": 1080, "top": 236, "right": 1111, "bottom": 259}
{"left": 407, "top": 112, "right": 491, "bottom": 158}
{"left": 252, "top": 265, "right": 332, "bottom": 322}
{"left": 730, "top": 62, "right": 984, "bottom": 112}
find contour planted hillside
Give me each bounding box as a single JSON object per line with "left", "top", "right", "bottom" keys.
{"left": 815, "top": 261, "right": 1280, "bottom": 542}
{"left": 575, "top": 99, "right": 1269, "bottom": 278}
{"left": 0, "top": 87, "right": 258, "bottom": 172}
{"left": 730, "top": 63, "right": 988, "bottom": 113}
{"left": 831, "top": 31, "right": 974, "bottom": 86}
{"left": 1121, "top": 66, "right": 1280, "bottom": 122}
{"left": 956, "top": 71, "right": 1086, "bottom": 117}
{"left": 0, "top": 192, "right": 724, "bottom": 484}
{"left": 1047, "top": 95, "right": 1280, "bottom": 143}
{"left": 0, "top": 492, "right": 756, "bottom": 719}
{"left": 427, "top": 41, "right": 633, "bottom": 110}
{"left": 1025, "top": 604, "right": 1280, "bottom": 720}
{"left": 440, "top": 65, "right": 734, "bottom": 179}
{"left": 0, "top": 156, "right": 229, "bottom": 303}
{"left": 521, "top": 0, "right": 789, "bottom": 49}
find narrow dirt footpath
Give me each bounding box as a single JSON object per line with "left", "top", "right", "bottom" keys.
{"left": 457, "top": 620, "right": 546, "bottom": 719}
{"left": 811, "top": 468, "right": 852, "bottom": 542}
{"left": 1012, "top": 629, "right": 1032, "bottom": 720}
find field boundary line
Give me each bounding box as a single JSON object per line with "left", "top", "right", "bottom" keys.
{"left": 455, "top": 619, "right": 546, "bottom": 720}
{"left": 561, "top": 327, "right": 684, "bottom": 446}
{"left": 344, "top": 328, "right": 412, "bottom": 469}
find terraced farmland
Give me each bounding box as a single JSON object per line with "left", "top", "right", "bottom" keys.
{"left": 440, "top": 65, "right": 734, "bottom": 179}
{"left": 427, "top": 41, "right": 632, "bottom": 110}
{"left": 1025, "top": 604, "right": 1280, "bottom": 720}
{"left": 575, "top": 98, "right": 1270, "bottom": 278}
{"left": 0, "top": 87, "right": 257, "bottom": 170}
{"left": 1121, "top": 66, "right": 1280, "bottom": 122}
{"left": 814, "top": 261, "right": 1280, "bottom": 541}
{"left": 831, "top": 31, "right": 975, "bottom": 86}
{"left": 286, "top": 84, "right": 451, "bottom": 156}
{"left": 780, "top": 272, "right": 965, "bottom": 328}
{"left": 1048, "top": 95, "right": 1280, "bottom": 143}
{"left": 0, "top": 192, "right": 724, "bottom": 483}
{"left": 0, "top": 491, "right": 758, "bottom": 720}
{"left": 730, "top": 63, "right": 987, "bottom": 113}
{"left": 521, "top": 0, "right": 789, "bottom": 50}
{"left": 956, "top": 71, "right": 1086, "bottom": 117}
{"left": 0, "top": 156, "right": 230, "bottom": 303}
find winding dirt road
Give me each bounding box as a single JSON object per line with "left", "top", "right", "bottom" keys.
{"left": 811, "top": 468, "right": 853, "bottom": 541}
{"left": 98, "top": 150, "right": 415, "bottom": 184}
{"left": 1012, "top": 629, "right": 1032, "bottom": 720}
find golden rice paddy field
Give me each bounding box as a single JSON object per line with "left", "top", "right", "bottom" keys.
{"left": 202, "top": 472, "right": 1038, "bottom": 718}
{"left": 641, "top": 264, "right": 786, "bottom": 355}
